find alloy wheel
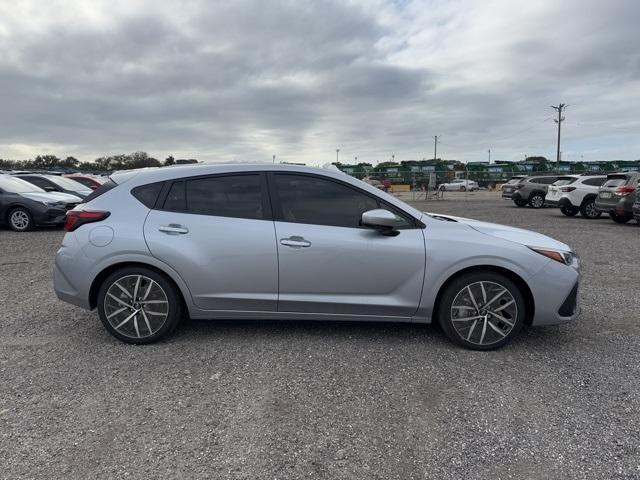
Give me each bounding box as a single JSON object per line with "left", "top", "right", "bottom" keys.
{"left": 103, "top": 275, "right": 169, "bottom": 339}
{"left": 450, "top": 281, "right": 518, "bottom": 347}
{"left": 584, "top": 201, "right": 599, "bottom": 218}
{"left": 530, "top": 195, "right": 544, "bottom": 208}
{"left": 10, "top": 210, "right": 30, "bottom": 230}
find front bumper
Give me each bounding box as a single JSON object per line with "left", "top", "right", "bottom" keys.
{"left": 527, "top": 259, "right": 581, "bottom": 326}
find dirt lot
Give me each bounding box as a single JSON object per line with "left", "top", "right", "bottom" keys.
{"left": 1, "top": 196, "right": 639, "bottom": 479}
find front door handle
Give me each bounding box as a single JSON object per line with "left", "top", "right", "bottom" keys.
{"left": 280, "top": 236, "right": 311, "bottom": 248}
{"left": 159, "top": 224, "right": 189, "bottom": 235}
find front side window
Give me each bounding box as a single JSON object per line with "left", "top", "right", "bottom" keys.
{"left": 185, "top": 174, "right": 265, "bottom": 220}
{"left": 273, "top": 174, "right": 410, "bottom": 228}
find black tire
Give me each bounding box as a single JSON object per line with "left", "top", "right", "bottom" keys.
{"left": 528, "top": 193, "right": 545, "bottom": 209}
{"left": 437, "top": 271, "right": 526, "bottom": 351}
{"left": 579, "top": 199, "right": 601, "bottom": 219}
{"left": 97, "top": 266, "right": 184, "bottom": 344}
{"left": 560, "top": 206, "right": 579, "bottom": 216}
{"left": 610, "top": 213, "right": 631, "bottom": 224}
{"left": 460, "top": 186, "right": 466, "bottom": 192}
{"left": 514, "top": 199, "right": 527, "bottom": 207}
{"left": 7, "top": 207, "right": 34, "bottom": 232}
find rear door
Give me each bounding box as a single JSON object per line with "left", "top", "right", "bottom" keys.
{"left": 269, "top": 173, "right": 426, "bottom": 317}
{"left": 144, "top": 172, "right": 279, "bottom": 311}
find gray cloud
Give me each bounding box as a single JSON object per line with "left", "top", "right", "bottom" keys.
{"left": 0, "top": 0, "right": 638, "bottom": 163}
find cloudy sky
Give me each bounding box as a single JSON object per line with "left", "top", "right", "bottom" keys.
{"left": 1, "top": 0, "right": 639, "bottom": 165}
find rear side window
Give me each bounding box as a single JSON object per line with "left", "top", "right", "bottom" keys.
{"left": 163, "top": 181, "right": 186, "bottom": 211}
{"left": 185, "top": 175, "right": 265, "bottom": 220}
{"left": 602, "top": 176, "right": 629, "bottom": 188}
{"left": 582, "top": 177, "right": 606, "bottom": 187}
{"left": 553, "top": 177, "right": 577, "bottom": 186}
{"left": 131, "top": 182, "right": 163, "bottom": 208}
{"left": 82, "top": 179, "right": 117, "bottom": 203}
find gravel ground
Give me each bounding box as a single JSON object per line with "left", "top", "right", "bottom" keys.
{"left": 1, "top": 196, "right": 639, "bottom": 480}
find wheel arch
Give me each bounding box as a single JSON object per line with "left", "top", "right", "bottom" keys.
{"left": 89, "top": 261, "right": 190, "bottom": 313}
{"left": 432, "top": 265, "right": 535, "bottom": 326}
{"left": 580, "top": 193, "right": 597, "bottom": 207}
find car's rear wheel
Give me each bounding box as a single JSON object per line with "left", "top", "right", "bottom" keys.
{"left": 529, "top": 193, "right": 545, "bottom": 209}
{"left": 8, "top": 207, "right": 34, "bottom": 232}
{"left": 460, "top": 186, "right": 466, "bottom": 192}
{"left": 580, "top": 199, "right": 601, "bottom": 219}
{"left": 437, "top": 271, "right": 525, "bottom": 350}
{"left": 514, "top": 199, "right": 527, "bottom": 207}
{"left": 97, "top": 267, "right": 183, "bottom": 344}
{"left": 560, "top": 206, "right": 579, "bottom": 216}
{"left": 610, "top": 213, "right": 631, "bottom": 224}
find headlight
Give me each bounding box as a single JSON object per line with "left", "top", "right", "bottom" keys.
{"left": 529, "top": 247, "right": 579, "bottom": 268}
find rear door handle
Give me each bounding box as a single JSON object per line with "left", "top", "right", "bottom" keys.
{"left": 159, "top": 224, "right": 189, "bottom": 235}
{"left": 280, "top": 236, "right": 311, "bottom": 248}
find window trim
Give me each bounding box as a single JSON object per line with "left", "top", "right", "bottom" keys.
{"left": 157, "top": 172, "right": 273, "bottom": 221}
{"left": 266, "top": 171, "right": 423, "bottom": 230}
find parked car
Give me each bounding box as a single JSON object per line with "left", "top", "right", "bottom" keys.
{"left": 509, "top": 175, "right": 558, "bottom": 208}
{"left": 439, "top": 179, "right": 479, "bottom": 192}
{"left": 546, "top": 174, "right": 607, "bottom": 218}
{"left": 15, "top": 174, "right": 93, "bottom": 199}
{"left": 0, "top": 174, "right": 82, "bottom": 231}
{"left": 633, "top": 194, "right": 640, "bottom": 225}
{"left": 54, "top": 164, "right": 580, "bottom": 350}
{"left": 64, "top": 174, "right": 106, "bottom": 191}
{"left": 594, "top": 172, "right": 640, "bottom": 223}
{"left": 500, "top": 176, "right": 527, "bottom": 199}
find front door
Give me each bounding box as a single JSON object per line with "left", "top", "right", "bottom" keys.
{"left": 144, "top": 172, "right": 278, "bottom": 311}
{"left": 269, "top": 173, "right": 426, "bottom": 317}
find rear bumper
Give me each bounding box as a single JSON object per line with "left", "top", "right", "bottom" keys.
{"left": 545, "top": 197, "right": 573, "bottom": 209}
{"left": 595, "top": 197, "right": 634, "bottom": 216}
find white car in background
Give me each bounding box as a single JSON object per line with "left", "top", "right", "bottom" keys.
{"left": 546, "top": 174, "right": 607, "bottom": 218}
{"left": 439, "top": 179, "right": 479, "bottom": 192}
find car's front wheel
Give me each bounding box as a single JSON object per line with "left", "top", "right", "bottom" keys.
{"left": 529, "top": 193, "right": 545, "bottom": 208}
{"left": 580, "top": 199, "right": 601, "bottom": 219}
{"left": 97, "top": 267, "right": 183, "bottom": 344}
{"left": 438, "top": 271, "right": 525, "bottom": 350}
{"left": 8, "top": 207, "right": 34, "bottom": 232}
{"left": 560, "top": 205, "right": 579, "bottom": 216}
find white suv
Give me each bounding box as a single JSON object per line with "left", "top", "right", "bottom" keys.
{"left": 546, "top": 174, "right": 607, "bottom": 218}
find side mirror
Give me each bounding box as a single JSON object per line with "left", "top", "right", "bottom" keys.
{"left": 361, "top": 209, "right": 400, "bottom": 236}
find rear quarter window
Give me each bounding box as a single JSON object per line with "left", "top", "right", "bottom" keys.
{"left": 131, "top": 182, "right": 164, "bottom": 208}
{"left": 82, "top": 179, "right": 117, "bottom": 203}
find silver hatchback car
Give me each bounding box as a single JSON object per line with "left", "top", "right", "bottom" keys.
{"left": 54, "top": 164, "right": 580, "bottom": 350}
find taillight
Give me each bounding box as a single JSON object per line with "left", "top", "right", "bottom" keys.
{"left": 614, "top": 186, "right": 636, "bottom": 196}
{"left": 560, "top": 186, "right": 576, "bottom": 192}
{"left": 64, "top": 210, "right": 110, "bottom": 232}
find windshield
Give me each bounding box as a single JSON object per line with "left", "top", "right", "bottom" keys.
{"left": 602, "top": 176, "right": 629, "bottom": 188}
{"left": 47, "top": 176, "right": 91, "bottom": 191}
{"left": 0, "top": 176, "right": 46, "bottom": 193}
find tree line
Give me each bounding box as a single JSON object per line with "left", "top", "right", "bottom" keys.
{"left": 0, "top": 152, "right": 178, "bottom": 172}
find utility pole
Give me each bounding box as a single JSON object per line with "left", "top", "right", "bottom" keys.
{"left": 488, "top": 149, "right": 491, "bottom": 164}
{"left": 354, "top": 156, "right": 358, "bottom": 163}
{"left": 551, "top": 103, "right": 566, "bottom": 173}
{"left": 336, "top": 148, "right": 340, "bottom": 164}
{"left": 272, "top": 154, "right": 276, "bottom": 164}
{"left": 433, "top": 136, "right": 438, "bottom": 161}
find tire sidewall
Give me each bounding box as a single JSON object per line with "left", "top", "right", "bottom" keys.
{"left": 97, "top": 266, "right": 183, "bottom": 344}
{"left": 580, "top": 199, "right": 600, "bottom": 219}
{"left": 8, "top": 207, "right": 34, "bottom": 232}
{"left": 438, "top": 271, "right": 526, "bottom": 350}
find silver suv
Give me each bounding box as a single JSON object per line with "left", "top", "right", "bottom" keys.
{"left": 54, "top": 164, "right": 581, "bottom": 350}
{"left": 508, "top": 175, "right": 558, "bottom": 208}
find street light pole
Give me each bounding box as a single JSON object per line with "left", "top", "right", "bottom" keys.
{"left": 551, "top": 103, "right": 566, "bottom": 174}
{"left": 488, "top": 149, "right": 491, "bottom": 164}
{"left": 433, "top": 136, "right": 438, "bottom": 161}
{"left": 272, "top": 154, "right": 276, "bottom": 164}
{"left": 336, "top": 149, "right": 340, "bottom": 164}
